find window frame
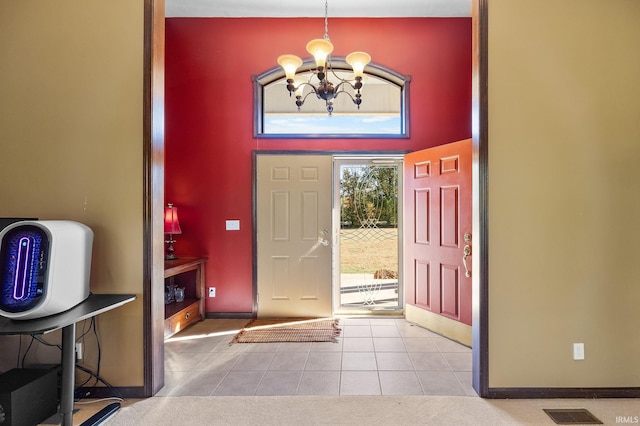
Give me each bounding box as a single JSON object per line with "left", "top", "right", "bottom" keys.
{"left": 253, "top": 57, "right": 411, "bottom": 139}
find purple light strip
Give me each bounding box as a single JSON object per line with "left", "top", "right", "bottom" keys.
{"left": 13, "top": 236, "right": 31, "bottom": 300}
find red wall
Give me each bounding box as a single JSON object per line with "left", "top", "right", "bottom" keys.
{"left": 165, "top": 18, "right": 471, "bottom": 314}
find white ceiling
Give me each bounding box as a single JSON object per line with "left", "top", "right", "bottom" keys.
{"left": 165, "top": 0, "right": 471, "bottom": 18}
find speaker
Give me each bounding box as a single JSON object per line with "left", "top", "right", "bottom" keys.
{"left": 0, "top": 368, "right": 59, "bottom": 426}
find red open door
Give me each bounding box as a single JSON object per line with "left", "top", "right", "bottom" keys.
{"left": 404, "top": 139, "right": 472, "bottom": 332}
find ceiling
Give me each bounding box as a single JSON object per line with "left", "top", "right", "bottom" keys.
{"left": 165, "top": 0, "right": 471, "bottom": 18}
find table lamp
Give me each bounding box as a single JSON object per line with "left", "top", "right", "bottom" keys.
{"left": 164, "top": 203, "right": 182, "bottom": 260}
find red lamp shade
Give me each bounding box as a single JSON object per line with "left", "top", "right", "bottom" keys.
{"left": 164, "top": 204, "right": 182, "bottom": 235}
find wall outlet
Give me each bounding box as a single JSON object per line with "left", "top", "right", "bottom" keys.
{"left": 573, "top": 343, "right": 585, "bottom": 360}
{"left": 76, "top": 342, "right": 83, "bottom": 360}
{"left": 209, "top": 287, "right": 216, "bottom": 298}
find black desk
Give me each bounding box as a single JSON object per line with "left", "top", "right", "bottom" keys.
{"left": 0, "top": 293, "right": 136, "bottom": 426}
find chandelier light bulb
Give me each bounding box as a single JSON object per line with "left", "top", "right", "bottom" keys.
{"left": 294, "top": 80, "right": 306, "bottom": 97}
{"left": 306, "top": 38, "right": 334, "bottom": 69}
{"left": 346, "top": 51, "right": 372, "bottom": 78}
{"left": 277, "top": 54, "right": 303, "bottom": 80}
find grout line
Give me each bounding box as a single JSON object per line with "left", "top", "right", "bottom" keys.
{"left": 208, "top": 369, "right": 231, "bottom": 396}
{"left": 252, "top": 369, "right": 269, "bottom": 396}
{"left": 293, "top": 350, "right": 311, "bottom": 395}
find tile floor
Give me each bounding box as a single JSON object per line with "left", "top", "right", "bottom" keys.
{"left": 159, "top": 317, "right": 476, "bottom": 397}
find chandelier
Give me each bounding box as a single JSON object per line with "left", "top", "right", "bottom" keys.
{"left": 276, "top": 0, "right": 371, "bottom": 115}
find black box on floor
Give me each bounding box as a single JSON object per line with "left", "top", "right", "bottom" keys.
{"left": 0, "top": 368, "right": 59, "bottom": 426}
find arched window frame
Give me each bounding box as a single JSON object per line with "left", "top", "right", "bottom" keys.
{"left": 253, "top": 57, "right": 411, "bottom": 139}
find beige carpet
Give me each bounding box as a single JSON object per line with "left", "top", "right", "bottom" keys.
{"left": 230, "top": 318, "right": 341, "bottom": 344}
{"left": 102, "top": 395, "right": 636, "bottom": 425}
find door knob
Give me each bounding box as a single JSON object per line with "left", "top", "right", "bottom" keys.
{"left": 462, "top": 244, "right": 472, "bottom": 278}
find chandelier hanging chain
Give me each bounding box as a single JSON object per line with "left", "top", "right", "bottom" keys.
{"left": 276, "top": 0, "right": 371, "bottom": 115}
{"left": 324, "top": 0, "right": 330, "bottom": 40}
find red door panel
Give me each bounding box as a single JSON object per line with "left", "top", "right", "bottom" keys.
{"left": 404, "top": 139, "right": 472, "bottom": 326}
{"left": 441, "top": 186, "right": 459, "bottom": 248}
{"left": 415, "top": 189, "right": 431, "bottom": 244}
{"left": 415, "top": 259, "right": 431, "bottom": 309}
{"left": 440, "top": 263, "right": 460, "bottom": 319}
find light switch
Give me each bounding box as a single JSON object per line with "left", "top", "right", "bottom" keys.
{"left": 226, "top": 220, "right": 240, "bottom": 231}
{"left": 573, "top": 343, "right": 585, "bottom": 360}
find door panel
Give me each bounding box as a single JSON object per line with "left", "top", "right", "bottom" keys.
{"left": 415, "top": 189, "right": 430, "bottom": 244}
{"left": 440, "top": 263, "right": 460, "bottom": 318}
{"left": 441, "top": 186, "right": 459, "bottom": 248}
{"left": 404, "top": 139, "right": 472, "bottom": 327}
{"left": 415, "top": 259, "right": 430, "bottom": 308}
{"left": 257, "top": 155, "right": 333, "bottom": 318}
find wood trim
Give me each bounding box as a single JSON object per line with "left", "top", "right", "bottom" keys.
{"left": 84, "top": 384, "right": 640, "bottom": 401}
{"left": 471, "top": 0, "right": 489, "bottom": 398}
{"left": 206, "top": 312, "right": 254, "bottom": 319}
{"left": 487, "top": 388, "right": 640, "bottom": 399}
{"left": 143, "top": 0, "right": 166, "bottom": 397}
{"left": 251, "top": 151, "right": 258, "bottom": 317}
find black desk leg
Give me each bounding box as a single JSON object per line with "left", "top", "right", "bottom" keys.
{"left": 60, "top": 323, "right": 76, "bottom": 426}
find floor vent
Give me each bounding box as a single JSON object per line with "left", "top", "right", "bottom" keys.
{"left": 543, "top": 409, "right": 603, "bottom": 424}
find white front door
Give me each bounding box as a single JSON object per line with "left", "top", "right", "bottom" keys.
{"left": 256, "top": 154, "right": 333, "bottom": 317}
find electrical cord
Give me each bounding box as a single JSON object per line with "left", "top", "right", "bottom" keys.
{"left": 18, "top": 316, "right": 122, "bottom": 401}
{"left": 75, "top": 317, "right": 103, "bottom": 391}
{"left": 75, "top": 397, "right": 124, "bottom": 406}
{"left": 19, "top": 334, "right": 61, "bottom": 368}
{"left": 75, "top": 317, "right": 96, "bottom": 388}
{"left": 75, "top": 364, "right": 124, "bottom": 400}
{"left": 16, "top": 335, "right": 23, "bottom": 369}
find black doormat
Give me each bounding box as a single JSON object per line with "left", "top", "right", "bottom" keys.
{"left": 543, "top": 409, "right": 603, "bottom": 425}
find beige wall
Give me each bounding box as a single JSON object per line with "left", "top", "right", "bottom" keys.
{"left": 488, "top": 0, "right": 640, "bottom": 387}
{"left": 0, "top": 1, "right": 145, "bottom": 386}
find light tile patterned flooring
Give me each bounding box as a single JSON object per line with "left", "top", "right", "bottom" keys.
{"left": 159, "top": 317, "right": 476, "bottom": 397}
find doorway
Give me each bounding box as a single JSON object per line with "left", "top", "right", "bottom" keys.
{"left": 148, "top": 0, "right": 489, "bottom": 397}
{"left": 255, "top": 154, "right": 334, "bottom": 318}
{"left": 255, "top": 153, "right": 405, "bottom": 318}
{"left": 333, "top": 156, "right": 403, "bottom": 314}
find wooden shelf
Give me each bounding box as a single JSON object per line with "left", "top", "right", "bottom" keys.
{"left": 164, "top": 257, "right": 207, "bottom": 339}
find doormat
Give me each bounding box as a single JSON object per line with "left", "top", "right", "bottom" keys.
{"left": 543, "top": 409, "right": 603, "bottom": 424}
{"left": 230, "top": 318, "right": 341, "bottom": 344}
